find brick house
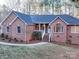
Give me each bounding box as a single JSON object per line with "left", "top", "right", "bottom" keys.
{"left": 1, "top": 10, "right": 79, "bottom": 44}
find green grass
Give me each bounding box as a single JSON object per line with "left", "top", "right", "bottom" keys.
{"left": 0, "top": 43, "right": 79, "bottom": 59}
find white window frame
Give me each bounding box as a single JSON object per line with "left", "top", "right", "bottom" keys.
{"left": 54, "top": 24, "right": 64, "bottom": 33}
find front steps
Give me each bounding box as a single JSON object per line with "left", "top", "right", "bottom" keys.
{"left": 42, "top": 33, "right": 49, "bottom": 42}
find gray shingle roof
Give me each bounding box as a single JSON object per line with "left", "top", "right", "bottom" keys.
{"left": 14, "top": 11, "right": 79, "bottom": 25}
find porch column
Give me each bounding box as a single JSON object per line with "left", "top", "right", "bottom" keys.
{"left": 39, "top": 24, "right": 40, "bottom": 31}
{"left": 49, "top": 26, "right": 52, "bottom": 42}
{"left": 44, "top": 24, "right": 46, "bottom": 33}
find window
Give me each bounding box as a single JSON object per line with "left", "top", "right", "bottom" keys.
{"left": 17, "top": 26, "right": 21, "bottom": 33}
{"left": 7, "top": 26, "right": 9, "bottom": 32}
{"left": 54, "top": 23, "right": 63, "bottom": 32}
{"left": 71, "top": 26, "right": 75, "bottom": 33}
{"left": 71, "top": 26, "right": 79, "bottom": 33}
{"left": 76, "top": 26, "right": 79, "bottom": 33}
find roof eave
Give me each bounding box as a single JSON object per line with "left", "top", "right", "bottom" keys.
{"left": 1, "top": 10, "right": 13, "bottom": 25}
{"left": 33, "top": 22, "right": 49, "bottom": 24}
{"left": 67, "top": 24, "right": 79, "bottom": 26}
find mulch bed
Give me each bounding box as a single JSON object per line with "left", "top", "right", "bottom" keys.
{"left": 0, "top": 38, "right": 26, "bottom": 44}
{"left": 1, "top": 37, "right": 79, "bottom": 48}
{"left": 29, "top": 40, "right": 42, "bottom": 44}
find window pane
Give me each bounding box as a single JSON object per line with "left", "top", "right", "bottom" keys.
{"left": 71, "top": 26, "right": 75, "bottom": 33}
{"left": 55, "top": 23, "right": 63, "bottom": 32}
{"left": 7, "top": 27, "right": 9, "bottom": 32}
{"left": 60, "top": 25, "right": 63, "bottom": 32}
{"left": 17, "top": 26, "right": 21, "bottom": 33}
{"left": 71, "top": 26, "right": 79, "bottom": 33}
{"left": 56, "top": 24, "right": 60, "bottom": 32}
{"left": 76, "top": 26, "right": 79, "bottom": 33}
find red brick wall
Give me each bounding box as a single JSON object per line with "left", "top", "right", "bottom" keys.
{"left": 67, "top": 26, "right": 79, "bottom": 44}
{"left": 10, "top": 17, "right": 35, "bottom": 42}
{"left": 11, "top": 18, "right": 26, "bottom": 41}
{"left": 50, "top": 18, "right": 67, "bottom": 43}
{"left": 26, "top": 25, "right": 35, "bottom": 41}
{"left": 2, "top": 12, "right": 16, "bottom": 25}
{"left": 1, "top": 11, "right": 27, "bottom": 41}
{"left": 50, "top": 18, "right": 79, "bottom": 44}
{"left": 2, "top": 11, "right": 35, "bottom": 43}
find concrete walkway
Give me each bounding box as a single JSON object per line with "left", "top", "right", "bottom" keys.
{"left": 0, "top": 42, "right": 48, "bottom": 46}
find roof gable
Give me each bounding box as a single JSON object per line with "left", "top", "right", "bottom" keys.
{"left": 14, "top": 11, "right": 33, "bottom": 24}
{"left": 59, "top": 15, "right": 79, "bottom": 25}
{"left": 1, "top": 11, "right": 15, "bottom": 25}
{"left": 49, "top": 16, "right": 69, "bottom": 25}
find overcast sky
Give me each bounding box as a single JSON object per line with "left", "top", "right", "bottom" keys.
{"left": 0, "top": 0, "right": 6, "bottom": 5}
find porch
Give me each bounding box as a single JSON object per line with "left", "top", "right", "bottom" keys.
{"left": 34, "top": 23, "right": 50, "bottom": 33}
{"left": 31, "top": 23, "right": 52, "bottom": 42}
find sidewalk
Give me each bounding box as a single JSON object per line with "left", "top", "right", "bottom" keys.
{"left": 0, "top": 41, "right": 48, "bottom": 46}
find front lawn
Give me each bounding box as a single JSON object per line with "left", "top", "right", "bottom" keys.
{"left": 0, "top": 43, "right": 79, "bottom": 59}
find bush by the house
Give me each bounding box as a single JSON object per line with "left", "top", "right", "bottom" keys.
{"left": 14, "top": 38, "right": 18, "bottom": 42}
{"left": 8, "top": 38, "right": 13, "bottom": 42}
{"left": 0, "top": 33, "right": 5, "bottom": 38}
{"left": 2, "top": 38, "right": 5, "bottom": 40}
{"left": 5, "top": 35, "right": 9, "bottom": 39}
{"left": 20, "top": 40, "right": 23, "bottom": 43}
{"left": 32, "top": 31, "right": 42, "bottom": 40}
{"left": 66, "top": 39, "right": 72, "bottom": 44}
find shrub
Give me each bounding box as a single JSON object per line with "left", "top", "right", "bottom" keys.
{"left": 8, "top": 38, "right": 12, "bottom": 42}
{"left": 8, "top": 39, "right": 11, "bottom": 42}
{"left": 20, "top": 40, "right": 23, "bottom": 42}
{"left": 38, "top": 31, "right": 42, "bottom": 40}
{"left": 66, "top": 39, "right": 72, "bottom": 44}
{"left": 14, "top": 38, "right": 18, "bottom": 42}
{"left": 2, "top": 38, "right": 5, "bottom": 40}
{"left": 5, "top": 35, "right": 9, "bottom": 39}
{"left": 32, "top": 31, "right": 42, "bottom": 40}
{"left": 0, "top": 33, "right": 5, "bottom": 38}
